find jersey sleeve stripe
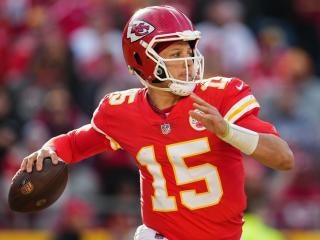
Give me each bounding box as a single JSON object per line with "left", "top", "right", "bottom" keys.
{"left": 225, "top": 98, "right": 257, "bottom": 122}
{"left": 91, "top": 120, "right": 122, "bottom": 150}
{"left": 227, "top": 102, "right": 260, "bottom": 123}
{"left": 223, "top": 95, "right": 260, "bottom": 123}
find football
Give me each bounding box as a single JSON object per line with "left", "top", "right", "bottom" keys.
{"left": 8, "top": 157, "right": 68, "bottom": 213}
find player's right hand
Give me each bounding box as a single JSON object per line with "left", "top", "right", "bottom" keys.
{"left": 189, "top": 93, "right": 228, "bottom": 137}
{"left": 21, "top": 147, "right": 59, "bottom": 173}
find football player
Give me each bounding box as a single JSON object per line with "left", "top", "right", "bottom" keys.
{"left": 21, "top": 5, "right": 294, "bottom": 240}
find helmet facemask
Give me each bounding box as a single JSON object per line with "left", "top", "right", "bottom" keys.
{"left": 141, "top": 30, "right": 204, "bottom": 96}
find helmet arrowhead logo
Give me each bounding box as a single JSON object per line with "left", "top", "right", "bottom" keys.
{"left": 127, "top": 20, "right": 155, "bottom": 42}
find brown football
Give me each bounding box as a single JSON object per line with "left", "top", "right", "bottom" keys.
{"left": 8, "top": 157, "right": 68, "bottom": 213}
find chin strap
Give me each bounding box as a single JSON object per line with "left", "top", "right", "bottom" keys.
{"left": 137, "top": 73, "right": 172, "bottom": 92}
{"left": 168, "top": 81, "right": 196, "bottom": 96}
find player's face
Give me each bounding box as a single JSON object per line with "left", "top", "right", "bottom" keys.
{"left": 158, "top": 41, "right": 195, "bottom": 81}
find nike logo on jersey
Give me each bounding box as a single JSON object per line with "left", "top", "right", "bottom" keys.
{"left": 236, "top": 81, "right": 244, "bottom": 91}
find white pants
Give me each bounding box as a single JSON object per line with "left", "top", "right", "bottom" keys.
{"left": 134, "top": 224, "right": 243, "bottom": 240}
{"left": 134, "top": 224, "right": 168, "bottom": 240}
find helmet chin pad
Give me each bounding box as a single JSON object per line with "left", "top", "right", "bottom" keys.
{"left": 169, "top": 81, "right": 196, "bottom": 96}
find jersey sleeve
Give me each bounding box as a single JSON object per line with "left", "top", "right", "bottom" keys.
{"left": 236, "top": 114, "right": 279, "bottom": 136}
{"left": 91, "top": 94, "right": 122, "bottom": 150}
{"left": 221, "top": 78, "right": 260, "bottom": 123}
{"left": 45, "top": 124, "right": 114, "bottom": 164}
{"left": 220, "top": 78, "right": 279, "bottom": 136}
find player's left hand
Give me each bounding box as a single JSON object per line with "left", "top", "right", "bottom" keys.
{"left": 189, "top": 93, "right": 228, "bottom": 137}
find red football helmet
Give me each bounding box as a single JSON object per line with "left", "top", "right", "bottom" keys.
{"left": 122, "top": 5, "right": 204, "bottom": 96}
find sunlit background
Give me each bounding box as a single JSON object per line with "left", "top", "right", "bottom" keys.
{"left": 0, "top": 0, "right": 320, "bottom": 239}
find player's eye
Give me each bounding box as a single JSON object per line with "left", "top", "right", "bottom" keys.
{"left": 168, "top": 51, "right": 192, "bottom": 58}
{"left": 169, "top": 51, "right": 181, "bottom": 58}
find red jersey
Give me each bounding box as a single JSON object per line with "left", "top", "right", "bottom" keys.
{"left": 89, "top": 77, "right": 278, "bottom": 240}
{"left": 52, "top": 77, "right": 278, "bottom": 240}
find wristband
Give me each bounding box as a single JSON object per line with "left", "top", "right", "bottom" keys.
{"left": 219, "top": 121, "right": 259, "bottom": 155}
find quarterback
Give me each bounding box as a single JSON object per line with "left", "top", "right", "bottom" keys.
{"left": 21, "top": 5, "right": 294, "bottom": 240}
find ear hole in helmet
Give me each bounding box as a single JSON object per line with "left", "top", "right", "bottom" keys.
{"left": 155, "top": 65, "right": 167, "bottom": 79}
{"left": 133, "top": 52, "right": 142, "bottom": 65}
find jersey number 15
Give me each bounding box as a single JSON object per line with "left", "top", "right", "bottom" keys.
{"left": 137, "top": 137, "right": 223, "bottom": 212}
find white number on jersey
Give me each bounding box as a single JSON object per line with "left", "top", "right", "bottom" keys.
{"left": 108, "top": 88, "right": 140, "bottom": 105}
{"left": 137, "top": 137, "right": 223, "bottom": 211}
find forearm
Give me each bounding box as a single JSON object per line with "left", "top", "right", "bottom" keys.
{"left": 251, "top": 133, "right": 294, "bottom": 170}
{"left": 44, "top": 124, "right": 112, "bottom": 163}
{"left": 219, "top": 122, "right": 294, "bottom": 170}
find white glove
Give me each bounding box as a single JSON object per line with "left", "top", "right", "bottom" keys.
{"left": 134, "top": 224, "right": 168, "bottom": 240}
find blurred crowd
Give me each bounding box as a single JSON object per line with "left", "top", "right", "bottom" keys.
{"left": 0, "top": 0, "right": 319, "bottom": 239}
